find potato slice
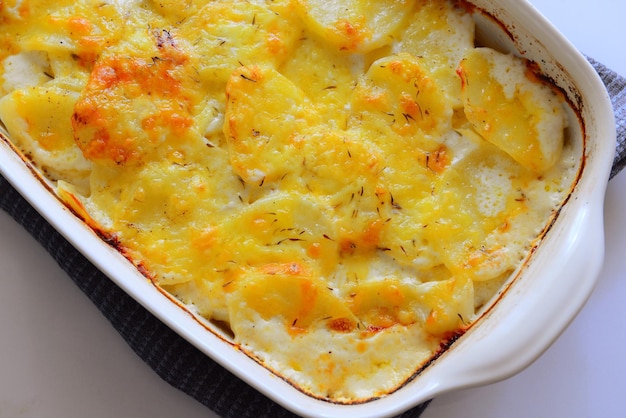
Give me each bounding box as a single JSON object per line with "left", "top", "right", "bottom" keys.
{"left": 279, "top": 35, "right": 357, "bottom": 129}
{"left": 224, "top": 65, "right": 320, "bottom": 184}
{"left": 349, "top": 53, "right": 453, "bottom": 140}
{"left": 177, "top": 1, "right": 300, "bottom": 86}
{"left": 14, "top": 0, "right": 124, "bottom": 69}
{"left": 347, "top": 279, "right": 426, "bottom": 328}
{"left": 72, "top": 29, "right": 206, "bottom": 166}
{"left": 0, "top": 81, "right": 91, "bottom": 187}
{"left": 394, "top": 0, "right": 475, "bottom": 108}
{"left": 458, "top": 48, "right": 566, "bottom": 173}
{"left": 295, "top": 0, "right": 416, "bottom": 52}
{"left": 210, "top": 191, "right": 340, "bottom": 277}
{"left": 229, "top": 266, "right": 359, "bottom": 336}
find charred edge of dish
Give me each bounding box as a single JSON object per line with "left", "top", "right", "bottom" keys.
{"left": 453, "top": 0, "right": 478, "bottom": 15}
{"left": 132, "top": 259, "right": 238, "bottom": 344}
{"left": 120, "top": 255, "right": 239, "bottom": 344}
{"left": 0, "top": 132, "right": 57, "bottom": 196}
{"left": 519, "top": 35, "right": 585, "bottom": 112}
{"left": 548, "top": 59, "right": 585, "bottom": 112}
{"left": 527, "top": 59, "right": 585, "bottom": 119}
{"left": 399, "top": 329, "right": 467, "bottom": 389}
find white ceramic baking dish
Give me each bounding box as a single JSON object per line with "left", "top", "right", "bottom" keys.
{"left": 0, "top": 0, "right": 616, "bottom": 417}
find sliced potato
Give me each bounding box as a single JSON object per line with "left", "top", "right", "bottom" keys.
{"left": 72, "top": 33, "right": 204, "bottom": 166}
{"left": 0, "top": 81, "right": 91, "bottom": 186}
{"left": 279, "top": 35, "right": 357, "bottom": 129}
{"left": 224, "top": 65, "right": 320, "bottom": 184}
{"left": 295, "top": 0, "right": 416, "bottom": 52}
{"left": 458, "top": 48, "right": 566, "bottom": 173}
{"left": 347, "top": 279, "right": 427, "bottom": 328}
{"left": 177, "top": 1, "right": 300, "bottom": 86}
{"left": 16, "top": 0, "right": 125, "bottom": 69}
{"left": 212, "top": 191, "right": 340, "bottom": 277}
{"left": 349, "top": 53, "right": 453, "bottom": 140}
{"left": 229, "top": 267, "right": 359, "bottom": 335}
{"left": 394, "top": 0, "right": 475, "bottom": 108}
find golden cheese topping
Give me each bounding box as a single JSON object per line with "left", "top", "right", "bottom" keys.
{"left": 0, "top": 0, "right": 578, "bottom": 403}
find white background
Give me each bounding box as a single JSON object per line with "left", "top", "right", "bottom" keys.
{"left": 1, "top": 1, "right": 625, "bottom": 417}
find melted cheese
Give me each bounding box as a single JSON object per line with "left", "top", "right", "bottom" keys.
{"left": 0, "top": 0, "right": 579, "bottom": 403}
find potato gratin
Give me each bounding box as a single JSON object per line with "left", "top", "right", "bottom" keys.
{"left": 0, "top": 0, "right": 579, "bottom": 402}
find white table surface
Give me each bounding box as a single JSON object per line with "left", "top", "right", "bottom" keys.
{"left": 1, "top": 1, "right": 624, "bottom": 417}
